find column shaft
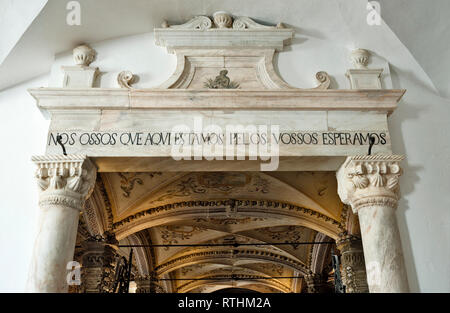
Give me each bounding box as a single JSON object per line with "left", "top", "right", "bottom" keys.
{"left": 27, "top": 155, "right": 96, "bottom": 292}
{"left": 337, "top": 155, "right": 409, "bottom": 292}
{"left": 27, "top": 204, "right": 80, "bottom": 292}
{"left": 358, "top": 205, "right": 408, "bottom": 292}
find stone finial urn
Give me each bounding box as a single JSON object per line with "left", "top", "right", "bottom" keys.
{"left": 73, "top": 44, "right": 95, "bottom": 66}
{"left": 350, "top": 49, "right": 370, "bottom": 69}
{"left": 213, "top": 11, "right": 232, "bottom": 28}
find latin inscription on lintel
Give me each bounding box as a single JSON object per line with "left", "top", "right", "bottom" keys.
{"left": 46, "top": 130, "right": 390, "bottom": 157}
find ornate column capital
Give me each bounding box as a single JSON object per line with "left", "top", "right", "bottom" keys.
{"left": 337, "top": 155, "right": 404, "bottom": 213}
{"left": 32, "top": 155, "right": 97, "bottom": 210}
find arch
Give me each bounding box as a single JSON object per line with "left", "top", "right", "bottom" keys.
{"left": 113, "top": 199, "right": 341, "bottom": 240}
{"left": 154, "top": 247, "right": 311, "bottom": 276}
{"left": 310, "top": 232, "right": 333, "bottom": 274}
{"left": 178, "top": 275, "right": 291, "bottom": 293}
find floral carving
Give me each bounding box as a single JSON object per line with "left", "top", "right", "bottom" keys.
{"left": 32, "top": 155, "right": 97, "bottom": 210}
{"left": 151, "top": 177, "right": 207, "bottom": 203}
{"left": 118, "top": 172, "right": 162, "bottom": 198}
{"left": 256, "top": 226, "right": 311, "bottom": 249}
{"left": 159, "top": 225, "right": 207, "bottom": 250}
{"left": 194, "top": 217, "right": 266, "bottom": 225}
{"left": 247, "top": 176, "right": 270, "bottom": 193}
{"left": 338, "top": 155, "right": 405, "bottom": 212}
{"left": 198, "top": 172, "right": 250, "bottom": 192}
{"left": 258, "top": 263, "right": 284, "bottom": 275}
{"left": 180, "top": 264, "right": 206, "bottom": 276}
{"left": 149, "top": 174, "right": 268, "bottom": 204}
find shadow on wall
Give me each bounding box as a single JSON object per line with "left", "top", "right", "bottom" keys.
{"left": 387, "top": 64, "right": 433, "bottom": 292}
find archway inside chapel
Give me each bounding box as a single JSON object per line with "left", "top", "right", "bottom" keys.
{"left": 77, "top": 170, "right": 361, "bottom": 293}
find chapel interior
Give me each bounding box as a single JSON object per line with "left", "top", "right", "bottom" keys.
{"left": 74, "top": 170, "right": 365, "bottom": 293}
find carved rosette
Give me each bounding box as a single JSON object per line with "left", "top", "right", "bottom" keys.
{"left": 336, "top": 233, "right": 369, "bottom": 293}
{"left": 33, "top": 155, "right": 97, "bottom": 211}
{"left": 337, "top": 155, "right": 404, "bottom": 213}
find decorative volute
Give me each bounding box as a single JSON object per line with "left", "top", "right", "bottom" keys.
{"left": 154, "top": 12, "right": 330, "bottom": 90}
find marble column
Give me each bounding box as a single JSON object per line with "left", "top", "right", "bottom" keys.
{"left": 81, "top": 234, "right": 118, "bottom": 293}
{"left": 337, "top": 155, "right": 409, "bottom": 292}
{"left": 336, "top": 233, "right": 369, "bottom": 293}
{"left": 27, "top": 155, "right": 96, "bottom": 292}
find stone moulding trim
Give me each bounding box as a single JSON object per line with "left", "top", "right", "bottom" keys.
{"left": 154, "top": 248, "right": 311, "bottom": 276}
{"left": 32, "top": 154, "right": 88, "bottom": 163}
{"left": 346, "top": 155, "right": 405, "bottom": 162}
{"left": 111, "top": 199, "right": 341, "bottom": 239}
{"left": 155, "top": 13, "right": 293, "bottom": 53}
{"left": 28, "top": 88, "right": 405, "bottom": 114}
{"left": 154, "top": 28, "right": 294, "bottom": 53}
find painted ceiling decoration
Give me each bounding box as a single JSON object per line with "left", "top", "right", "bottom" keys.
{"left": 76, "top": 169, "right": 352, "bottom": 292}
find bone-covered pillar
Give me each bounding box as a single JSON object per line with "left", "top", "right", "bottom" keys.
{"left": 135, "top": 272, "right": 166, "bottom": 293}
{"left": 27, "top": 155, "right": 96, "bottom": 292}
{"left": 336, "top": 233, "right": 369, "bottom": 293}
{"left": 81, "top": 234, "right": 119, "bottom": 293}
{"left": 336, "top": 155, "right": 409, "bottom": 292}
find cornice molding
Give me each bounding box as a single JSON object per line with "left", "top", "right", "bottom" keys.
{"left": 155, "top": 13, "right": 293, "bottom": 52}
{"left": 28, "top": 88, "right": 405, "bottom": 114}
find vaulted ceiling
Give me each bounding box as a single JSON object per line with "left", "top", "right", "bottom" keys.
{"left": 78, "top": 171, "right": 349, "bottom": 292}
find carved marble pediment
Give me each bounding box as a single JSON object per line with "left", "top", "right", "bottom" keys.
{"left": 154, "top": 12, "right": 329, "bottom": 90}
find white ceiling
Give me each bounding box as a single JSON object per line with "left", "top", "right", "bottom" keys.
{"left": 1, "top": 0, "right": 449, "bottom": 97}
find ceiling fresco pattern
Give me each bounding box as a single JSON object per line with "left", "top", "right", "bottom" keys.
{"left": 80, "top": 171, "right": 351, "bottom": 293}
